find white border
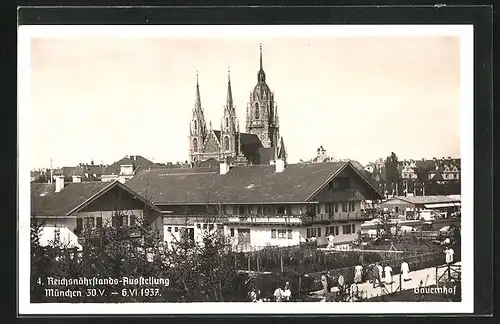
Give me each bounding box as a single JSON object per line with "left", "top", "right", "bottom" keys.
{"left": 18, "top": 24, "right": 474, "bottom": 315}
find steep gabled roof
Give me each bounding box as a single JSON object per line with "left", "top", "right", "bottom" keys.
{"left": 126, "top": 161, "right": 384, "bottom": 205}
{"left": 213, "top": 130, "right": 264, "bottom": 164}
{"left": 31, "top": 180, "right": 161, "bottom": 217}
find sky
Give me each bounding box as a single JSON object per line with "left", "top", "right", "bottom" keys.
{"left": 28, "top": 32, "right": 461, "bottom": 169}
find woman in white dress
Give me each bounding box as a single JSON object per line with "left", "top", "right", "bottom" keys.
{"left": 354, "top": 265, "right": 363, "bottom": 284}
{"left": 273, "top": 287, "right": 283, "bottom": 302}
{"left": 401, "top": 260, "right": 411, "bottom": 281}
{"left": 384, "top": 264, "right": 393, "bottom": 284}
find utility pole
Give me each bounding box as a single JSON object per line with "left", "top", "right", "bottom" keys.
{"left": 50, "top": 158, "right": 53, "bottom": 184}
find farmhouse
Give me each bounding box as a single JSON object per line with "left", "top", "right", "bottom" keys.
{"left": 30, "top": 176, "right": 163, "bottom": 249}
{"left": 126, "top": 159, "right": 384, "bottom": 251}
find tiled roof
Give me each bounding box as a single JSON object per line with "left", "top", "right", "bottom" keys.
{"left": 31, "top": 182, "right": 110, "bottom": 216}
{"left": 104, "top": 155, "right": 158, "bottom": 175}
{"left": 213, "top": 130, "right": 264, "bottom": 164}
{"left": 258, "top": 147, "right": 277, "bottom": 165}
{"left": 126, "top": 161, "right": 384, "bottom": 205}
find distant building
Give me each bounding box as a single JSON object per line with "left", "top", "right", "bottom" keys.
{"left": 100, "top": 155, "right": 161, "bottom": 183}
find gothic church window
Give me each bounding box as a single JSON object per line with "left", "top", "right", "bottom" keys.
{"left": 194, "top": 120, "right": 198, "bottom": 131}
{"left": 224, "top": 136, "right": 229, "bottom": 151}
{"left": 225, "top": 118, "right": 229, "bottom": 128}
{"left": 255, "top": 103, "right": 259, "bottom": 119}
{"left": 193, "top": 138, "right": 198, "bottom": 152}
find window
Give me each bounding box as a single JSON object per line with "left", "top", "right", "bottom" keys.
{"left": 306, "top": 228, "right": 311, "bottom": 238}
{"left": 257, "top": 206, "right": 262, "bottom": 214}
{"left": 209, "top": 224, "right": 214, "bottom": 231}
{"left": 287, "top": 229, "right": 293, "bottom": 239}
{"left": 129, "top": 214, "right": 136, "bottom": 226}
{"left": 96, "top": 217, "right": 102, "bottom": 228}
{"left": 311, "top": 228, "right": 317, "bottom": 237}
{"left": 255, "top": 103, "right": 260, "bottom": 119}
{"left": 342, "top": 225, "right": 354, "bottom": 234}
{"left": 196, "top": 224, "right": 201, "bottom": 229}
{"left": 335, "top": 226, "right": 339, "bottom": 235}
{"left": 247, "top": 206, "right": 253, "bottom": 214}
{"left": 230, "top": 228, "right": 235, "bottom": 237}
{"left": 317, "top": 228, "right": 322, "bottom": 237}
{"left": 277, "top": 229, "right": 287, "bottom": 239}
{"left": 225, "top": 118, "right": 229, "bottom": 128}
{"left": 194, "top": 120, "right": 198, "bottom": 131}
{"left": 174, "top": 227, "right": 179, "bottom": 232}
{"left": 193, "top": 138, "right": 198, "bottom": 152}
{"left": 351, "top": 224, "right": 356, "bottom": 233}
{"left": 86, "top": 217, "right": 95, "bottom": 229}
{"left": 277, "top": 206, "right": 285, "bottom": 215}
{"left": 167, "top": 227, "right": 172, "bottom": 232}
{"left": 325, "top": 227, "right": 329, "bottom": 235}
{"left": 224, "top": 136, "right": 230, "bottom": 151}
{"left": 263, "top": 206, "right": 269, "bottom": 214}
{"left": 271, "top": 229, "right": 277, "bottom": 239}
{"left": 316, "top": 205, "right": 320, "bottom": 214}
{"left": 349, "top": 202, "right": 356, "bottom": 212}
{"left": 238, "top": 205, "right": 245, "bottom": 214}
{"left": 342, "top": 202, "right": 348, "bottom": 212}
{"left": 334, "top": 203, "right": 338, "bottom": 213}
{"left": 203, "top": 224, "right": 208, "bottom": 229}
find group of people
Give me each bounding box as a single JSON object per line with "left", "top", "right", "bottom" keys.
{"left": 248, "top": 282, "right": 292, "bottom": 302}
{"left": 350, "top": 260, "right": 409, "bottom": 288}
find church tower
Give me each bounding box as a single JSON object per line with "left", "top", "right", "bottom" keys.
{"left": 246, "top": 44, "right": 280, "bottom": 148}
{"left": 189, "top": 73, "right": 208, "bottom": 163}
{"left": 220, "top": 69, "right": 240, "bottom": 160}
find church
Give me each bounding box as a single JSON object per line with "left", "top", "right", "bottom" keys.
{"left": 188, "top": 45, "right": 286, "bottom": 167}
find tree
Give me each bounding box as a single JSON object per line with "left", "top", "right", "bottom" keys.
{"left": 385, "top": 152, "right": 401, "bottom": 196}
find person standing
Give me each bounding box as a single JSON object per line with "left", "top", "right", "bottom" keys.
{"left": 327, "top": 233, "right": 335, "bottom": 248}
{"left": 384, "top": 264, "right": 393, "bottom": 284}
{"left": 354, "top": 264, "right": 363, "bottom": 284}
{"left": 377, "top": 263, "right": 384, "bottom": 283}
{"left": 445, "top": 247, "right": 455, "bottom": 264}
{"left": 282, "top": 282, "right": 291, "bottom": 301}
{"left": 273, "top": 286, "right": 283, "bottom": 302}
{"left": 372, "top": 263, "right": 380, "bottom": 288}
{"left": 401, "top": 260, "right": 411, "bottom": 282}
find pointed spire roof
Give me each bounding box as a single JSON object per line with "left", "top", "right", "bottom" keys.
{"left": 257, "top": 43, "right": 266, "bottom": 83}
{"left": 226, "top": 67, "right": 234, "bottom": 111}
{"left": 278, "top": 137, "right": 286, "bottom": 159}
{"left": 195, "top": 71, "right": 202, "bottom": 110}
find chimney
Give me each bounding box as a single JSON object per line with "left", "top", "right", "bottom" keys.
{"left": 55, "top": 175, "right": 65, "bottom": 193}
{"left": 219, "top": 161, "right": 230, "bottom": 175}
{"left": 72, "top": 175, "right": 82, "bottom": 183}
{"left": 275, "top": 157, "right": 285, "bottom": 173}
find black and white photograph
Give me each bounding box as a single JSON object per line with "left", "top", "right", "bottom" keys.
{"left": 18, "top": 23, "right": 474, "bottom": 314}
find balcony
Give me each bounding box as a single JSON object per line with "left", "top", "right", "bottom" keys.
{"left": 303, "top": 212, "right": 375, "bottom": 224}
{"left": 223, "top": 214, "right": 304, "bottom": 226}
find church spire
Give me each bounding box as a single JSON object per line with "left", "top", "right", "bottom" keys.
{"left": 257, "top": 44, "right": 266, "bottom": 83}
{"left": 226, "top": 67, "right": 234, "bottom": 111}
{"left": 195, "top": 71, "right": 202, "bottom": 110}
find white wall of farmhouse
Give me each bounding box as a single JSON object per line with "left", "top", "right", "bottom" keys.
{"left": 35, "top": 217, "right": 79, "bottom": 248}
